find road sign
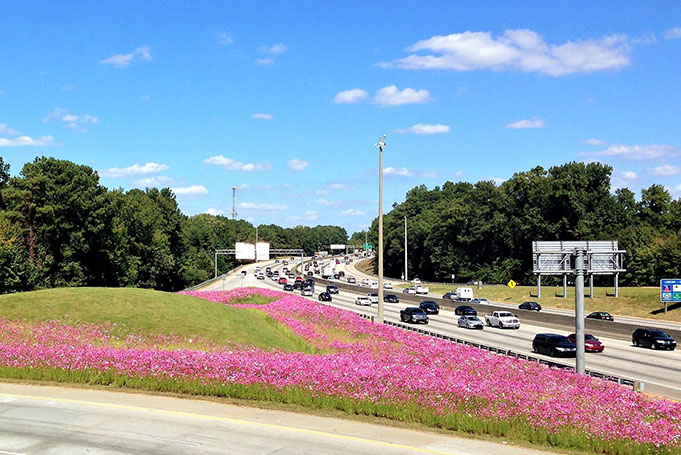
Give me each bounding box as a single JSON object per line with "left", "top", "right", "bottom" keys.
{"left": 661, "top": 279, "right": 681, "bottom": 302}
{"left": 363, "top": 243, "right": 372, "bottom": 250}
{"left": 508, "top": 280, "right": 517, "bottom": 289}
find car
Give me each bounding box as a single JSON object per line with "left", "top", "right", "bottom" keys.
{"left": 278, "top": 277, "right": 287, "bottom": 284}
{"left": 266, "top": 267, "right": 271, "bottom": 273}
{"left": 256, "top": 274, "right": 265, "bottom": 280}
{"left": 442, "top": 292, "right": 454, "bottom": 300}
{"left": 519, "top": 301, "right": 542, "bottom": 311}
{"left": 338, "top": 271, "right": 345, "bottom": 277}
{"left": 307, "top": 271, "right": 313, "bottom": 276}
{"left": 304, "top": 277, "right": 315, "bottom": 285}
{"left": 347, "top": 276, "right": 356, "bottom": 283}
{"left": 283, "top": 261, "right": 288, "bottom": 265}
{"left": 301, "top": 287, "right": 314, "bottom": 297}
{"left": 362, "top": 278, "right": 371, "bottom": 285}
{"left": 412, "top": 278, "right": 422, "bottom": 286}
{"left": 288, "top": 273, "right": 295, "bottom": 279}
{"left": 632, "top": 328, "right": 677, "bottom": 350}
{"left": 400, "top": 307, "right": 429, "bottom": 324}
{"left": 403, "top": 287, "right": 417, "bottom": 295}
{"left": 326, "top": 284, "right": 339, "bottom": 294}
{"left": 419, "top": 301, "right": 440, "bottom": 315}
{"left": 532, "top": 334, "right": 577, "bottom": 357}
{"left": 318, "top": 292, "right": 332, "bottom": 302}
{"left": 471, "top": 298, "right": 488, "bottom": 304}
{"left": 355, "top": 296, "right": 372, "bottom": 306}
{"left": 586, "top": 311, "right": 614, "bottom": 321}
{"left": 367, "top": 293, "right": 379, "bottom": 304}
{"left": 383, "top": 282, "right": 393, "bottom": 289}
{"left": 455, "top": 305, "right": 477, "bottom": 316}
{"left": 283, "top": 284, "right": 294, "bottom": 292}
{"left": 241, "top": 270, "right": 247, "bottom": 275}
{"left": 567, "top": 333, "right": 604, "bottom": 352}
{"left": 383, "top": 294, "right": 399, "bottom": 303}
{"left": 333, "top": 274, "right": 340, "bottom": 279}
{"left": 274, "top": 259, "right": 280, "bottom": 263}
{"left": 292, "top": 282, "right": 303, "bottom": 290}
{"left": 295, "top": 276, "right": 303, "bottom": 282}
{"left": 458, "top": 315, "right": 484, "bottom": 330}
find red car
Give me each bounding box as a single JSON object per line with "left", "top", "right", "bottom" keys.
{"left": 295, "top": 276, "right": 303, "bottom": 282}
{"left": 567, "top": 333, "right": 604, "bottom": 352}
{"left": 278, "top": 277, "right": 287, "bottom": 285}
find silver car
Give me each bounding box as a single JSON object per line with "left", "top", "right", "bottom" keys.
{"left": 458, "top": 315, "right": 484, "bottom": 330}
{"left": 301, "top": 287, "right": 313, "bottom": 297}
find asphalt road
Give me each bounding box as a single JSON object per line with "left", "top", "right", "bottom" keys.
{"left": 210, "top": 258, "right": 681, "bottom": 399}
{"left": 0, "top": 383, "right": 555, "bottom": 455}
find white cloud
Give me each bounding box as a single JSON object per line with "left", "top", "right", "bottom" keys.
{"left": 304, "top": 210, "right": 318, "bottom": 221}
{"left": 581, "top": 138, "right": 606, "bottom": 146}
{"left": 134, "top": 175, "right": 174, "bottom": 187}
{"left": 394, "top": 123, "right": 450, "bottom": 134}
{"left": 491, "top": 177, "right": 506, "bottom": 186}
{"left": 287, "top": 159, "right": 308, "bottom": 171}
{"left": 0, "top": 135, "right": 56, "bottom": 147}
{"left": 100, "top": 162, "right": 170, "bottom": 178}
{"left": 204, "top": 155, "right": 270, "bottom": 171}
{"left": 377, "top": 29, "right": 632, "bottom": 76}
{"left": 621, "top": 171, "right": 638, "bottom": 180}
{"left": 652, "top": 164, "right": 680, "bottom": 176}
{"left": 237, "top": 183, "right": 250, "bottom": 189}
{"left": 315, "top": 189, "right": 328, "bottom": 195}
{"left": 665, "top": 27, "right": 681, "bottom": 40}
{"left": 251, "top": 113, "right": 274, "bottom": 120}
{"left": 341, "top": 209, "right": 364, "bottom": 216}
{"left": 374, "top": 85, "right": 432, "bottom": 107}
{"left": 100, "top": 45, "right": 152, "bottom": 68}
{"left": 383, "top": 166, "right": 413, "bottom": 176}
{"left": 315, "top": 199, "right": 336, "bottom": 206}
{"left": 239, "top": 202, "right": 288, "bottom": 211}
{"left": 216, "top": 32, "right": 234, "bottom": 46}
{"left": 0, "top": 123, "right": 21, "bottom": 136}
{"left": 590, "top": 144, "right": 680, "bottom": 160}
{"left": 675, "top": 183, "right": 681, "bottom": 193}
{"left": 330, "top": 183, "right": 348, "bottom": 189}
{"left": 205, "top": 208, "right": 225, "bottom": 216}
{"left": 422, "top": 170, "right": 440, "bottom": 178}
{"left": 454, "top": 170, "right": 465, "bottom": 178}
{"left": 255, "top": 58, "right": 274, "bottom": 66}
{"left": 333, "top": 89, "right": 369, "bottom": 104}
{"left": 259, "top": 43, "right": 288, "bottom": 55}
{"left": 43, "top": 108, "right": 99, "bottom": 132}
{"left": 506, "top": 117, "right": 545, "bottom": 129}
{"left": 171, "top": 185, "right": 209, "bottom": 196}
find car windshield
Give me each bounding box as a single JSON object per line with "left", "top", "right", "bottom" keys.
{"left": 585, "top": 334, "right": 597, "bottom": 341}
{"left": 651, "top": 330, "right": 670, "bottom": 338}
{"left": 499, "top": 312, "right": 513, "bottom": 317}
{"left": 465, "top": 316, "right": 478, "bottom": 321}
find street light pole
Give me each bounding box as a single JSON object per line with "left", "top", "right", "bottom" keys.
{"left": 404, "top": 215, "right": 408, "bottom": 282}
{"left": 255, "top": 225, "right": 258, "bottom": 262}
{"left": 375, "top": 135, "right": 386, "bottom": 323}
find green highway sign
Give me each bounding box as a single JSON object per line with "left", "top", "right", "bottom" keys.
{"left": 363, "top": 243, "right": 372, "bottom": 250}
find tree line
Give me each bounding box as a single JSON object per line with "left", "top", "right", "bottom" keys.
{"left": 368, "top": 162, "right": 681, "bottom": 286}
{"left": 0, "top": 156, "right": 347, "bottom": 294}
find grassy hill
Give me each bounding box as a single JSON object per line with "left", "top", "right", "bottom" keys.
{"left": 0, "top": 287, "right": 314, "bottom": 353}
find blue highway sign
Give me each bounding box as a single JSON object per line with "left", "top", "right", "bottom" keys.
{"left": 660, "top": 279, "right": 681, "bottom": 302}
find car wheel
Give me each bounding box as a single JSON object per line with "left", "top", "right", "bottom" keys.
{"left": 551, "top": 348, "right": 557, "bottom": 357}
{"left": 651, "top": 342, "right": 657, "bottom": 350}
{"left": 486, "top": 320, "right": 491, "bottom": 326}
{"left": 499, "top": 322, "right": 504, "bottom": 329}
{"left": 633, "top": 339, "right": 638, "bottom": 347}
{"left": 410, "top": 315, "right": 415, "bottom": 323}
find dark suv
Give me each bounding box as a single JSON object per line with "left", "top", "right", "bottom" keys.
{"left": 532, "top": 334, "right": 576, "bottom": 357}
{"left": 455, "top": 305, "right": 477, "bottom": 316}
{"left": 326, "top": 284, "right": 339, "bottom": 294}
{"left": 632, "top": 328, "right": 676, "bottom": 351}
{"left": 419, "top": 301, "right": 439, "bottom": 315}
{"left": 400, "top": 307, "right": 429, "bottom": 324}
{"left": 519, "top": 301, "right": 542, "bottom": 311}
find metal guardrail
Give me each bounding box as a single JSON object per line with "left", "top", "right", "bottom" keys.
{"left": 183, "top": 274, "right": 227, "bottom": 291}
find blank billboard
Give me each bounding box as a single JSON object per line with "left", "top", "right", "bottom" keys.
{"left": 329, "top": 244, "right": 345, "bottom": 250}
{"left": 235, "top": 242, "right": 255, "bottom": 260}
{"left": 256, "top": 242, "right": 270, "bottom": 261}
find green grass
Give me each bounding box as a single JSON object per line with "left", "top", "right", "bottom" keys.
{"left": 0, "top": 287, "right": 315, "bottom": 353}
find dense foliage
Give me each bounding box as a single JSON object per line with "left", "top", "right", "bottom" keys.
{"left": 369, "top": 162, "right": 681, "bottom": 286}
{"left": 0, "top": 157, "right": 347, "bottom": 293}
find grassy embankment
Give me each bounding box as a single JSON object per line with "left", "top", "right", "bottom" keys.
{"left": 0, "top": 287, "right": 314, "bottom": 353}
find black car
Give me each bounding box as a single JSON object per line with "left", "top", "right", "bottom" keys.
{"left": 532, "top": 334, "right": 577, "bottom": 357}
{"left": 400, "top": 307, "right": 429, "bottom": 324}
{"left": 632, "top": 328, "right": 676, "bottom": 351}
{"left": 293, "top": 282, "right": 303, "bottom": 290}
{"left": 455, "top": 305, "right": 477, "bottom": 316}
{"left": 586, "top": 311, "right": 614, "bottom": 321}
{"left": 318, "top": 292, "right": 332, "bottom": 302}
{"left": 383, "top": 294, "right": 399, "bottom": 303}
{"left": 519, "top": 301, "right": 542, "bottom": 311}
{"left": 307, "top": 271, "right": 313, "bottom": 276}
{"left": 419, "top": 301, "right": 440, "bottom": 315}
{"left": 326, "top": 284, "right": 339, "bottom": 294}
{"left": 442, "top": 292, "right": 454, "bottom": 300}
{"left": 283, "top": 284, "right": 294, "bottom": 292}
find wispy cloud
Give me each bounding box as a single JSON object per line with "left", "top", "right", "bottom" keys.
{"left": 0, "top": 135, "right": 55, "bottom": 147}
{"left": 239, "top": 202, "right": 288, "bottom": 211}
{"left": 665, "top": 27, "right": 681, "bottom": 40}
{"left": 621, "top": 171, "right": 637, "bottom": 180}
{"left": 204, "top": 155, "right": 270, "bottom": 171}
{"left": 422, "top": 170, "right": 440, "bottom": 178}
{"left": 315, "top": 189, "right": 328, "bottom": 195}
{"left": 216, "top": 32, "right": 234, "bottom": 46}
{"left": 652, "top": 164, "right": 680, "bottom": 176}
{"left": 205, "top": 208, "right": 225, "bottom": 215}
{"left": 259, "top": 43, "right": 288, "bottom": 55}
{"left": 100, "top": 162, "right": 170, "bottom": 178}
{"left": 287, "top": 159, "right": 308, "bottom": 171}
{"left": 506, "top": 117, "right": 545, "bottom": 129}
{"left": 374, "top": 85, "right": 432, "bottom": 107}
{"left": 255, "top": 58, "right": 274, "bottom": 66}
{"left": 172, "top": 185, "right": 209, "bottom": 196}
{"left": 251, "top": 113, "right": 274, "bottom": 120}
{"left": 589, "top": 144, "right": 680, "bottom": 160}
{"left": 581, "top": 138, "right": 607, "bottom": 146}
{"left": 394, "top": 123, "right": 450, "bottom": 134}
{"left": 288, "top": 210, "right": 318, "bottom": 222}
{"left": 383, "top": 166, "right": 414, "bottom": 176}
{"left": 333, "top": 89, "right": 369, "bottom": 104}
{"left": 315, "top": 199, "right": 337, "bottom": 206}
{"left": 43, "top": 107, "right": 99, "bottom": 132}
{"left": 341, "top": 209, "right": 364, "bottom": 216}
{"left": 0, "top": 123, "right": 21, "bottom": 136}
{"left": 100, "top": 45, "right": 152, "bottom": 68}
{"left": 377, "top": 29, "right": 632, "bottom": 76}
{"left": 134, "top": 175, "right": 174, "bottom": 187}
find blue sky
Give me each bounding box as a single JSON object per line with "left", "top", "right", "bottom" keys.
{"left": 1, "top": 1, "right": 681, "bottom": 235}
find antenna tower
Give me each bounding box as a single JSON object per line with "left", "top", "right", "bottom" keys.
{"left": 231, "top": 186, "right": 237, "bottom": 220}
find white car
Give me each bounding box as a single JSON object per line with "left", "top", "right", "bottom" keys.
{"left": 367, "top": 293, "right": 379, "bottom": 304}
{"left": 362, "top": 278, "right": 371, "bottom": 285}
{"left": 412, "top": 278, "right": 422, "bottom": 286}
{"left": 355, "top": 296, "right": 372, "bottom": 306}
{"left": 347, "top": 276, "right": 356, "bottom": 283}
{"left": 383, "top": 282, "right": 393, "bottom": 289}
{"left": 369, "top": 281, "right": 379, "bottom": 289}
{"left": 403, "top": 287, "right": 417, "bottom": 294}
{"left": 301, "top": 287, "right": 314, "bottom": 296}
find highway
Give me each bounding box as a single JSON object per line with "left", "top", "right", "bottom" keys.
{"left": 205, "top": 256, "right": 681, "bottom": 399}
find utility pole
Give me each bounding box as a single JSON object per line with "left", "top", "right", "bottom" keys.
{"left": 231, "top": 186, "right": 238, "bottom": 220}
{"left": 404, "top": 215, "right": 408, "bottom": 282}
{"left": 575, "top": 249, "right": 585, "bottom": 374}
{"left": 374, "top": 135, "right": 386, "bottom": 323}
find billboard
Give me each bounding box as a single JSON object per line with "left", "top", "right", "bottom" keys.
{"left": 235, "top": 242, "right": 255, "bottom": 260}
{"left": 256, "top": 242, "right": 270, "bottom": 261}
{"left": 532, "top": 240, "right": 624, "bottom": 275}
{"left": 329, "top": 244, "right": 345, "bottom": 250}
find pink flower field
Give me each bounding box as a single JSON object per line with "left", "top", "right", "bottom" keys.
{"left": 1, "top": 287, "right": 680, "bottom": 454}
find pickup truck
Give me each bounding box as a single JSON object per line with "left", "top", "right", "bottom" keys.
{"left": 414, "top": 285, "right": 429, "bottom": 294}
{"left": 485, "top": 311, "right": 520, "bottom": 329}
